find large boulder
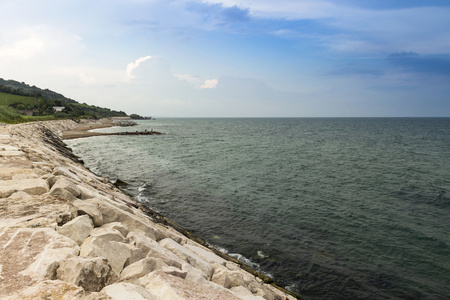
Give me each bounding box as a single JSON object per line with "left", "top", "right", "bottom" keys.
{"left": 6, "top": 280, "right": 85, "bottom": 300}
{"left": 184, "top": 243, "right": 227, "bottom": 265}
{"left": 159, "top": 238, "right": 213, "bottom": 279}
{"left": 49, "top": 177, "right": 81, "bottom": 200}
{"left": 101, "top": 282, "right": 155, "bottom": 300}
{"left": 87, "top": 198, "right": 160, "bottom": 240}
{"left": 211, "top": 265, "right": 247, "bottom": 289}
{"left": 72, "top": 199, "right": 103, "bottom": 226}
{"left": 58, "top": 215, "right": 94, "bottom": 245}
{"left": 80, "top": 237, "right": 131, "bottom": 276}
{"left": 139, "top": 270, "right": 241, "bottom": 300}
{"left": 57, "top": 256, "right": 117, "bottom": 292}
{"left": 89, "top": 223, "right": 127, "bottom": 243}
{"left": 120, "top": 257, "right": 168, "bottom": 283}
{"left": 0, "top": 179, "right": 49, "bottom": 198}
{"left": 127, "top": 232, "right": 184, "bottom": 268}
{"left": 0, "top": 227, "right": 80, "bottom": 298}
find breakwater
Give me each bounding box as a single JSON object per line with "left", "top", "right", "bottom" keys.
{"left": 0, "top": 120, "right": 297, "bottom": 299}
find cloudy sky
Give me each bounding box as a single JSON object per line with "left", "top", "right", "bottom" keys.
{"left": 1, "top": 0, "right": 449, "bottom": 117}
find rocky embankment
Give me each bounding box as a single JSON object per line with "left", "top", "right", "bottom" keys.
{"left": 0, "top": 120, "right": 297, "bottom": 300}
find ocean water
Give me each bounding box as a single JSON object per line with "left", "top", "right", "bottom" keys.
{"left": 66, "top": 118, "right": 450, "bottom": 299}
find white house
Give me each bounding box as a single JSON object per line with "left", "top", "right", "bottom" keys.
{"left": 53, "top": 106, "right": 65, "bottom": 112}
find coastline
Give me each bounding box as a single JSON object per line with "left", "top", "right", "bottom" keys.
{"left": 0, "top": 119, "right": 298, "bottom": 299}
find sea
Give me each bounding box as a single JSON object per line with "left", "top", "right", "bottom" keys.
{"left": 65, "top": 118, "right": 450, "bottom": 299}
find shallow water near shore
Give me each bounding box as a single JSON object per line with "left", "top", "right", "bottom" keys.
{"left": 66, "top": 118, "right": 450, "bottom": 299}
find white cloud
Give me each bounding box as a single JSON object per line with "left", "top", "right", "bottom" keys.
{"left": 124, "top": 55, "right": 153, "bottom": 81}
{"left": 200, "top": 79, "right": 218, "bottom": 89}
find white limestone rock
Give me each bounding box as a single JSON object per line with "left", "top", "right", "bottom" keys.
{"left": 58, "top": 215, "right": 94, "bottom": 245}
{"left": 73, "top": 199, "right": 103, "bottom": 227}
{"left": 101, "top": 282, "right": 155, "bottom": 300}
{"left": 184, "top": 243, "right": 227, "bottom": 265}
{"left": 127, "top": 232, "right": 184, "bottom": 269}
{"left": 120, "top": 257, "right": 168, "bottom": 283}
{"left": 159, "top": 238, "right": 213, "bottom": 279}
{"left": 89, "top": 223, "right": 127, "bottom": 243}
{"left": 88, "top": 198, "right": 158, "bottom": 240}
{"left": 211, "top": 264, "right": 247, "bottom": 289}
{"left": 80, "top": 237, "right": 131, "bottom": 276}
{"left": 5, "top": 280, "right": 85, "bottom": 300}
{"left": 53, "top": 166, "right": 81, "bottom": 182}
{"left": 50, "top": 177, "right": 81, "bottom": 200}
{"left": 0, "top": 179, "right": 49, "bottom": 198}
{"left": 139, "top": 269, "right": 241, "bottom": 300}
{"left": 57, "top": 256, "right": 117, "bottom": 292}
{"left": 17, "top": 228, "right": 80, "bottom": 281}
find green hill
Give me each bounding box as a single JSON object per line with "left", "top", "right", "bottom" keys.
{"left": 0, "top": 78, "right": 128, "bottom": 123}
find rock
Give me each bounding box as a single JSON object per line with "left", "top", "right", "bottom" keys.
{"left": 0, "top": 227, "right": 80, "bottom": 297}
{"left": 80, "top": 237, "right": 131, "bottom": 276}
{"left": 120, "top": 257, "right": 167, "bottom": 283}
{"left": 53, "top": 166, "right": 81, "bottom": 182}
{"left": 101, "top": 282, "right": 155, "bottom": 300}
{"left": 77, "top": 185, "right": 98, "bottom": 200}
{"left": 181, "top": 263, "right": 209, "bottom": 285}
{"left": 161, "top": 266, "right": 188, "bottom": 279}
{"left": 159, "top": 238, "right": 213, "bottom": 279}
{"left": 230, "top": 286, "right": 266, "bottom": 300}
{"left": 89, "top": 223, "right": 127, "bottom": 243}
{"left": 211, "top": 265, "right": 246, "bottom": 289}
{"left": 99, "top": 221, "right": 129, "bottom": 237}
{"left": 124, "top": 244, "right": 145, "bottom": 267}
{"left": 88, "top": 198, "right": 158, "bottom": 240}
{"left": 73, "top": 199, "right": 103, "bottom": 226}
{"left": 6, "top": 280, "right": 85, "bottom": 300}
{"left": 127, "top": 232, "right": 184, "bottom": 268}
{"left": 14, "top": 217, "right": 58, "bottom": 230}
{"left": 0, "top": 168, "right": 35, "bottom": 180}
{"left": 57, "top": 256, "right": 117, "bottom": 292}
{"left": 0, "top": 179, "right": 49, "bottom": 198}
{"left": 58, "top": 215, "right": 94, "bottom": 245}
{"left": 50, "top": 177, "right": 81, "bottom": 200}
{"left": 184, "top": 243, "right": 227, "bottom": 265}
{"left": 139, "top": 270, "right": 241, "bottom": 300}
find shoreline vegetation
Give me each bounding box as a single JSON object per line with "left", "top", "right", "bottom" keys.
{"left": 0, "top": 119, "right": 299, "bottom": 299}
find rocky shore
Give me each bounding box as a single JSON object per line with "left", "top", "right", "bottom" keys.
{"left": 0, "top": 120, "right": 298, "bottom": 299}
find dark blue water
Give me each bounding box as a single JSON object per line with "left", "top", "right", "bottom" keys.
{"left": 66, "top": 118, "right": 450, "bottom": 299}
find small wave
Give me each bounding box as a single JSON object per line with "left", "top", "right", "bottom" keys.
{"left": 212, "top": 244, "right": 273, "bottom": 278}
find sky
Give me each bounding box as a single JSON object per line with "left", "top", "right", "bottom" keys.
{"left": 1, "top": 0, "right": 449, "bottom": 117}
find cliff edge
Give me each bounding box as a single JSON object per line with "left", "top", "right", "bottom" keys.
{"left": 0, "top": 120, "right": 297, "bottom": 300}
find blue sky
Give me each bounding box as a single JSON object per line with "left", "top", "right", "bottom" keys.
{"left": 0, "top": 0, "right": 449, "bottom": 117}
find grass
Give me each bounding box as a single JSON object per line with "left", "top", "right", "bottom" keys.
{"left": 0, "top": 92, "right": 36, "bottom": 106}
{"left": 0, "top": 105, "right": 57, "bottom": 124}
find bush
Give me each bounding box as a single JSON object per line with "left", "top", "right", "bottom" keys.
{"left": 0, "top": 105, "right": 25, "bottom": 123}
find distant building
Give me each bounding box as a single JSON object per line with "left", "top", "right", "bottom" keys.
{"left": 53, "top": 106, "right": 65, "bottom": 112}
